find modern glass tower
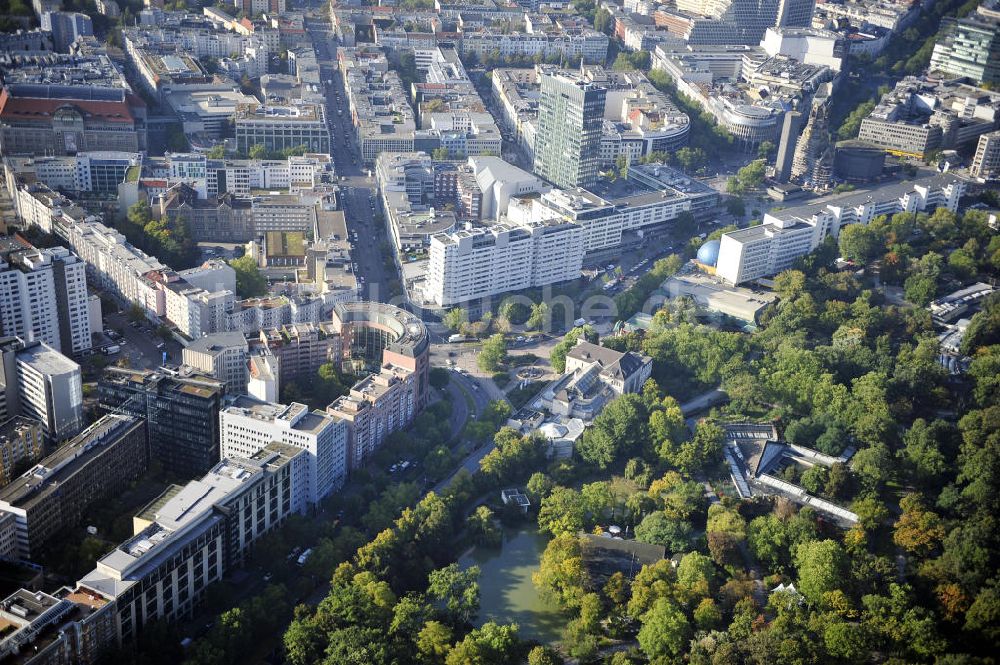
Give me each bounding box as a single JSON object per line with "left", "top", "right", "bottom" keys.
{"left": 533, "top": 71, "right": 606, "bottom": 190}
{"left": 930, "top": 9, "right": 1000, "bottom": 86}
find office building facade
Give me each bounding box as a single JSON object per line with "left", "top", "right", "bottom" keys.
{"left": 182, "top": 333, "right": 249, "bottom": 394}
{"left": 0, "top": 415, "right": 146, "bottom": 560}
{"left": 220, "top": 399, "right": 347, "bottom": 505}
{"left": 13, "top": 340, "right": 83, "bottom": 441}
{"left": 98, "top": 367, "right": 226, "bottom": 477}
{"left": 533, "top": 71, "right": 606, "bottom": 190}
{"left": 929, "top": 9, "right": 1000, "bottom": 86}
{"left": 77, "top": 443, "right": 306, "bottom": 645}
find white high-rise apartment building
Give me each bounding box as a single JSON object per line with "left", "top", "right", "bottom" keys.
{"left": 14, "top": 341, "right": 83, "bottom": 441}
{"left": 220, "top": 399, "right": 347, "bottom": 505}
{"left": 426, "top": 219, "right": 584, "bottom": 306}
{"left": 0, "top": 247, "right": 91, "bottom": 355}
{"left": 971, "top": 130, "right": 1000, "bottom": 182}
{"left": 716, "top": 174, "right": 966, "bottom": 284}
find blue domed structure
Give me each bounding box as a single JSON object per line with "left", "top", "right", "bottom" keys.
{"left": 696, "top": 239, "right": 721, "bottom": 267}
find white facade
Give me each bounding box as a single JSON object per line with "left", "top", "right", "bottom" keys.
{"left": 0, "top": 247, "right": 91, "bottom": 355}
{"left": 183, "top": 333, "right": 249, "bottom": 392}
{"left": 760, "top": 27, "right": 845, "bottom": 72}
{"left": 971, "top": 130, "right": 1000, "bottom": 181}
{"left": 220, "top": 400, "right": 347, "bottom": 505}
{"left": 468, "top": 155, "right": 550, "bottom": 220}
{"left": 717, "top": 175, "right": 967, "bottom": 284}
{"left": 426, "top": 219, "right": 584, "bottom": 306}
{"left": 15, "top": 341, "right": 83, "bottom": 441}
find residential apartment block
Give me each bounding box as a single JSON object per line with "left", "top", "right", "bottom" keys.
{"left": 426, "top": 219, "right": 584, "bottom": 306}
{"left": 251, "top": 322, "right": 341, "bottom": 384}
{"left": 220, "top": 399, "right": 347, "bottom": 505}
{"left": 716, "top": 174, "right": 967, "bottom": 284}
{"left": 327, "top": 365, "right": 417, "bottom": 469}
{"left": 0, "top": 416, "right": 44, "bottom": 489}
{"left": 0, "top": 244, "right": 92, "bottom": 355}
{"left": 0, "top": 415, "right": 146, "bottom": 560}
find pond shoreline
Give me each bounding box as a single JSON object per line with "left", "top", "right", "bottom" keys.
{"left": 459, "top": 525, "right": 565, "bottom": 644}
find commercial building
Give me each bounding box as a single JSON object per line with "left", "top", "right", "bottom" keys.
{"left": 971, "top": 130, "right": 1000, "bottom": 182}
{"left": 502, "top": 162, "right": 719, "bottom": 260}
{"left": 426, "top": 219, "right": 584, "bottom": 306}
{"left": 339, "top": 47, "right": 417, "bottom": 162}
{"left": 716, "top": 174, "right": 967, "bottom": 284}
{"left": 0, "top": 417, "right": 44, "bottom": 490}
{"left": 220, "top": 398, "right": 346, "bottom": 505}
{"left": 0, "top": 51, "right": 128, "bottom": 91}
{"left": 0, "top": 85, "right": 146, "bottom": 155}
{"left": 493, "top": 66, "right": 690, "bottom": 167}
{"left": 330, "top": 301, "right": 429, "bottom": 404}
{"left": 327, "top": 364, "right": 417, "bottom": 469}
{"left": 651, "top": 45, "right": 787, "bottom": 148}
{"left": 251, "top": 194, "right": 319, "bottom": 234}
{"left": 98, "top": 367, "right": 226, "bottom": 477}
{"left": 40, "top": 11, "right": 93, "bottom": 51}
{"left": 0, "top": 587, "right": 116, "bottom": 665}
{"left": 123, "top": 30, "right": 217, "bottom": 99}
{"left": 533, "top": 70, "right": 606, "bottom": 190}
{"left": 929, "top": 4, "right": 1000, "bottom": 86}
{"left": 3, "top": 152, "right": 142, "bottom": 195}
{"left": 182, "top": 333, "right": 249, "bottom": 393}
{"left": 77, "top": 442, "right": 306, "bottom": 645}
{"left": 11, "top": 340, "right": 83, "bottom": 441}
{"left": 0, "top": 415, "right": 146, "bottom": 560}
{"left": 234, "top": 101, "right": 330, "bottom": 155}
{"left": 858, "top": 77, "right": 1000, "bottom": 159}
{"left": 760, "top": 26, "right": 846, "bottom": 72}
{"left": 0, "top": 244, "right": 92, "bottom": 355}
{"left": 250, "top": 322, "right": 341, "bottom": 384}
{"left": 165, "top": 88, "right": 258, "bottom": 139}
{"left": 657, "top": 0, "right": 816, "bottom": 45}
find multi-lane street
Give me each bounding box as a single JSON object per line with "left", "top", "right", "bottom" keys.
{"left": 307, "top": 19, "right": 397, "bottom": 303}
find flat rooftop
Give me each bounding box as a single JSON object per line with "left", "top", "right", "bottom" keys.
{"left": 0, "top": 416, "right": 139, "bottom": 509}
{"left": 662, "top": 271, "right": 777, "bottom": 323}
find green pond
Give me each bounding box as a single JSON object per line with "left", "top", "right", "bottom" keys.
{"left": 459, "top": 526, "right": 566, "bottom": 644}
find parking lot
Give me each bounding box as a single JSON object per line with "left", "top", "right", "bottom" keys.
{"left": 91, "top": 311, "right": 183, "bottom": 371}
